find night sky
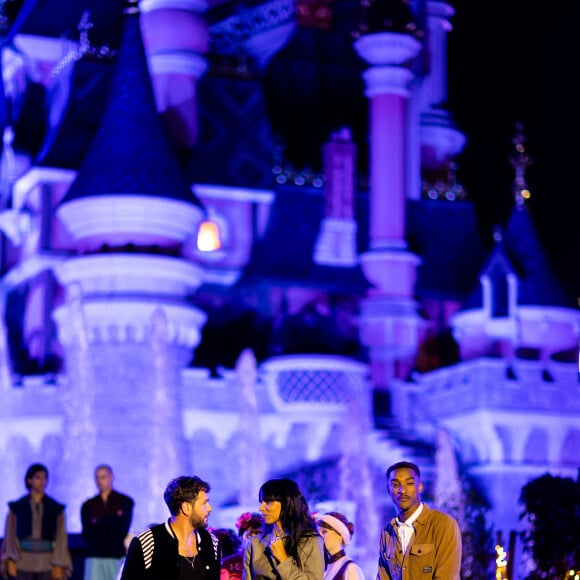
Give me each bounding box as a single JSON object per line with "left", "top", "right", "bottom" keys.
{"left": 447, "top": 0, "right": 579, "bottom": 301}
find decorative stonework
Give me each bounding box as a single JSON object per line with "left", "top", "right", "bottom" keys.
{"left": 260, "top": 355, "right": 368, "bottom": 413}
{"left": 354, "top": 32, "right": 422, "bottom": 67}
{"left": 55, "top": 254, "right": 205, "bottom": 297}
{"left": 452, "top": 306, "right": 580, "bottom": 360}
{"left": 56, "top": 194, "right": 203, "bottom": 245}
{"left": 139, "top": 0, "right": 208, "bottom": 13}
{"left": 53, "top": 299, "right": 206, "bottom": 347}
{"left": 420, "top": 114, "right": 466, "bottom": 161}
{"left": 147, "top": 49, "right": 208, "bottom": 78}
{"left": 361, "top": 66, "right": 414, "bottom": 98}
{"left": 314, "top": 217, "right": 358, "bottom": 267}
{"left": 53, "top": 254, "right": 206, "bottom": 347}
{"left": 210, "top": 0, "right": 295, "bottom": 68}
{"left": 359, "top": 249, "right": 421, "bottom": 294}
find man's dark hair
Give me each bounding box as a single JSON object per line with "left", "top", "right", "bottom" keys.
{"left": 164, "top": 476, "right": 210, "bottom": 516}
{"left": 386, "top": 461, "right": 421, "bottom": 481}
{"left": 95, "top": 464, "right": 113, "bottom": 475}
{"left": 25, "top": 463, "right": 48, "bottom": 490}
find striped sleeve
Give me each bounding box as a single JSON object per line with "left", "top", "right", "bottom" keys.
{"left": 138, "top": 528, "right": 155, "bottom": 570}
{"left": 209, "top": 530, "right": 220, "bottom": 560}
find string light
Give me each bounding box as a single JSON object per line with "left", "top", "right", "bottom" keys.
{"left": 495, "top": 543, "right": 508, "bottom": 580}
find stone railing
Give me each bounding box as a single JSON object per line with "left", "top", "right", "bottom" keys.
{"left": 181, "top": 355, "right": 370, "bottom": 461}
{"left": 259, "top": 354, "right": 369, "bottom": 414}
{"left": 390, "top": 357, "right": 579, "bottom": 434}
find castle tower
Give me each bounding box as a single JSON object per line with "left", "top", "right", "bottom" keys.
{"left": 353, "top": 1, "right": 424, "bottom": 401}
{"left": 53, "top": 0, "right": 206, "bottom": 530}
{"left": 453, "top": 126, "right": 579, "bottom": 368}
{"left": 314, "top": 128, "right": 358, "bottom": 267}
{"left": 416, "top": 0, "right": 465, "bottom": 190}
{"left": 447, "top": 128, "right": 580, "bottom": 536}
{"left": 139, "top": 0, "right": 210, "bottom": 147}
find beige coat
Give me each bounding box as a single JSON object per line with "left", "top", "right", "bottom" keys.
{"left": 243, "top": 532, "right": 324, "bottom": 580}
{"left": 376, "top": 504, "right": 461, "bottom": 580}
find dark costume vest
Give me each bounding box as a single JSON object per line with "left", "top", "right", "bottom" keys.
{"left": 9, "top": 494, "right": 65, "bottom": 541}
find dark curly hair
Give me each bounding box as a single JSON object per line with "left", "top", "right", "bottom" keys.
{"left": 164, "top": 476, "right": 210, "bottom": 516}
{"left": 25, "top": 464, "right": 48, "bottom": 490}
{"left": 259, "top": 478, "right": 318, "bottom": 569}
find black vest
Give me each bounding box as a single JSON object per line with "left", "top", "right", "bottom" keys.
{"left": 8, "top": 494, "right": 65, "bottom": 541}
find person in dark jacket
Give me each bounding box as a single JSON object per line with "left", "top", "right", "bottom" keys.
{"left": 120, "top": 475, "right": 220, "bottom": 580}
{"left": 81, "top": 464, "right": 134, "bottom": 580}
{"left": 0, "top": 463, "right": 72, "bottom": 580}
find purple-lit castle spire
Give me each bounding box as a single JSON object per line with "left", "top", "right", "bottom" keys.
{"left": 52, "top": 0, "right": 207, "bottom": 530}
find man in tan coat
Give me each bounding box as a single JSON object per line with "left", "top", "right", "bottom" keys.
{"left": 376, "top": 461, "right": 461, "bottom": 580}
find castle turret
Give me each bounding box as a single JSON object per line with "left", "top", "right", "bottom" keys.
{"left": 452, "top": 126, "right": 580, "bottom": 374}
{"left": 139, "top": 0, "right": 210, "bottom": 147}
{"left": 354, "top": 0, "right": 424, "bottom": 400}
{"left": 53, "top": 0, "right": 207, "bottom": 530}
{"left": 416, "top": 0, "right": 465, "bottom": 193}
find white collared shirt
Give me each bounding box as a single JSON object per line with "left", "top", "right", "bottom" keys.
{"left": 395, "top": 502, "right": 424, "bottom": 554}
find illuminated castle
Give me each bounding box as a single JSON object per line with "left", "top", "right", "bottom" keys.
{"left": 0, "top": 0, "right": 577, "bottom": 576}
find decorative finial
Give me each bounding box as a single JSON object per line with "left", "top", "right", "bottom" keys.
{"left": 51, "top": 11, "right": 117, "bottom": 79}
{"left": 510, "top": 121, "right": 533, "bottom": 209}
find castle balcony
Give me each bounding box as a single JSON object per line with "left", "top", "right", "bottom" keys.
{"left": 452, "top": 305, "right": 580, "bottom": 360}
{"left": 391, "top": 357, "right": 580, "bottom": 467}
{"left": 0, "top": 374, "right": 65, "bottom": 453}
{"left": 181, "top": 355, "right": 370, "bottom": 462}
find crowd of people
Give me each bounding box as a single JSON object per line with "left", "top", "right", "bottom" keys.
{"left": 0, "top": 461, "right": 461, "bottom": 580}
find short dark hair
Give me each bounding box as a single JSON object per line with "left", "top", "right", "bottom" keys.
{"left": 95, "top": 464, "right": 113, "bottom": 475}
{"left": 386, "top": 461, "right": 421, "bottom": 481}
{"left": 25, "top": 463, "right": 48, "bottom": 490}
{"left": 164, "top": 476, "right": 210, "bottom": 516}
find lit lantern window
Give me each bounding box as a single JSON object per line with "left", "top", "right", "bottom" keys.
{"left": 196, "top": 210, "right": 223, "bottom": 252}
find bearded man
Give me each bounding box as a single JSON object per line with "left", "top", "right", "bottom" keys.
{"left": 120, "top": 476, "right": 220, "bottom": 580}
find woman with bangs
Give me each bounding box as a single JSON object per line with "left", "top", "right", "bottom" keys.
{"left": 242, "top": 478, "right": 324, "bottom": 580}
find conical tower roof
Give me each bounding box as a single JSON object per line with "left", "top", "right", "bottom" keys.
{"left": 463, "top": 208, "right": 574, "bottom": 310}
{"left": 502, "top": 207, "right": 574, "bottom": 307}
{"left": 61, "top": 1, "right": 201, "bottom": 207}
{"left": 502, "top": 125, "right": 572, "bottom": 307}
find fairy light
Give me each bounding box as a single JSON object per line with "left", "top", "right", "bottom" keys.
{"left": 495, "top": 543, "right": 508, "bottom": 580}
